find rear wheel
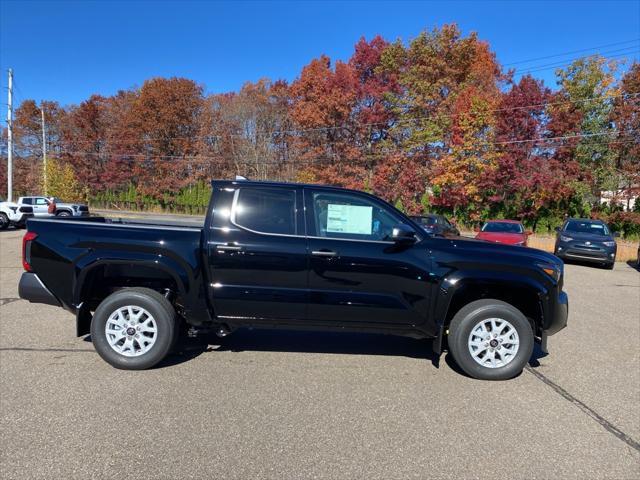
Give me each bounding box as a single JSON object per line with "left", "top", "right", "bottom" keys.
{"left": 56, "top": 210, "right": 71, "bottom": 217}
{"left": 90, "top": 288, "right": 177, "bottom": 370}
{"left": 0, "top": 213, "right": 8, "bottom": 230}
{"left": 448, "top": 299, "right": 534, "bottom": 380}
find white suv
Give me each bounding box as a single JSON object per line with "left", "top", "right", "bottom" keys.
{"left": 18, "top": 196, "right": 89, "bottom": 217}
{"left": 0, "top": 200, "right": 33, "bottom": 229}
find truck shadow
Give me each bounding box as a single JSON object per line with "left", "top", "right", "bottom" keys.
{"left": 88, "top": 329, "right": 549, "bottom": 375}
{"left": 161, "top": 328, "right": 548, "bottom": 375}
{"left": 161, "top": 329, "right": 436, "bottom": 368}
{"left": 626, "top": 260, "right": 640, "bottom": 271}
{"left": 214, "top": 329, "right": 434, "bottom": 359}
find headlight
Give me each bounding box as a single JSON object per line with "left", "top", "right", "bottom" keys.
{"left": 72, "top": 205, "right": 79, "bottom": 210}
{"left": 9, "top": 206, "right": 17, "bottom": 213}
{"left": 537, "top": 263, "right": 561, "bottom": 282}
{"left": 602, "top": 241, "right": 616, "bottom": 247}
{"left": 559, "top": 235, "right": 573, "bottom": 242}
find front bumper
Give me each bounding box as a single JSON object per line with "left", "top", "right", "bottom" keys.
{"left": 556, "top": 242, "right": 616, "bottom": 263}
{"left": 18, "top": 272, "right": 61, "bottom": 306}
{"left": 546, "top": 290, "right": 568, "bottom": 336}
{"left": 540, "top": 290, "right": 568, "bottom": 353}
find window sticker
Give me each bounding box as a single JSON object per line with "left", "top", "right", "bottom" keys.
{"left": 326, "top": 204, "right": 372, "bottom": 235}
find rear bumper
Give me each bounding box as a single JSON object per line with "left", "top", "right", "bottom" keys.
{"left": 18, "top": 272, "right": 61, "bottom": 307}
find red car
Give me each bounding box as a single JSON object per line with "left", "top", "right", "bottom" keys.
{"left": 476, "top": 220, "right": 531, "bottom": 246}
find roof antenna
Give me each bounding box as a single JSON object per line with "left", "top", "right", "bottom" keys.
{"left": 235, "top": 175, "right": 249, "bottom": 181}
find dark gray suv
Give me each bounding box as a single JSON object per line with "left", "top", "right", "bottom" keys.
{"left": 554, "top": 218, "right": 617, "bottom": 269}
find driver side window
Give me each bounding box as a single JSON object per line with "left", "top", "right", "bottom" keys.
{"left": 310, "top": 191, "right": 404, "bottom": 242}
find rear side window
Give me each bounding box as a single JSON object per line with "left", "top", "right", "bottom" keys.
{"left": 233, "top": 187, "right": 296, "bottom": 235}
{"left": 35, "top": 198, "right": 48, "bottom": 206}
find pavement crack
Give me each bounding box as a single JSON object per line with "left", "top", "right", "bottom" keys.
{"left": 0, "top": 298, "right": 22, "bottom": 306}
{"left": 0, "top": 347, "right": 95, "bottom": 353}
{"left": 525, "top": 365, "right": 640, "bottom": 453}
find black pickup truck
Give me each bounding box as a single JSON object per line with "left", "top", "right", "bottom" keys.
{"left": 18, "top": 179, "right": 568, "bottom": 380}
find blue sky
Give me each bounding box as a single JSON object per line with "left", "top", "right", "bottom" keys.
{"left": 1, "top": 0, "right": 639, "bottom": 106}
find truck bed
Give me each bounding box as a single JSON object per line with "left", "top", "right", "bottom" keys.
{"left": 22, "top": 216, "right": 209, "bottom": 325}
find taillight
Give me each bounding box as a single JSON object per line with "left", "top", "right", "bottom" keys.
{"left": 22, "top": 231, "right": 38, "bottom": 272}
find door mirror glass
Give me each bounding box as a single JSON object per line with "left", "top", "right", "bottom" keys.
{"left": 391, "top": 224, "right": 416, "bottom": 244}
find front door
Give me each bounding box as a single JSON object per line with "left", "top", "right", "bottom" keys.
{"left": 33, "top": 197, "right": 50, "bottom": 217}
{"left": 206, "top": 185, "right": 308, "bottom": 322}
{"left": 304, "top": 188, "right": 435, "bottom": 332}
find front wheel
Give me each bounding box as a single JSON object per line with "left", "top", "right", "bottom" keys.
{"left": 90, "top": 287, "right": 177, "bottom": 370}
{"left": 448, "top": 299, "right": 534, "bottom": 380}
{"left": 0, "top": 213, "right": 8, "bottom": 230}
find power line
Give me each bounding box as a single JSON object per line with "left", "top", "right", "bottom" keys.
{"left": 514, "top": 50, "right": 639, "bottom": 75}
{"left": 24, "top": 131, "right": 634, "bottom": 163}
{"left": 503, "top": 39, "right": 640, "bottom": 66}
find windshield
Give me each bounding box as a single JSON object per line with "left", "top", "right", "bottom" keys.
{"left": 416, "top": 216, "right": 437, "bottom": 226}
{"left": 564, "top": 220, "right": 609, "bottom": 236}
{"left": 482, "top": 222, "right": 523, "bottom": 234}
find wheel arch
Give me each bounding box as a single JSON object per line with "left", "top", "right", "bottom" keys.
{"left": 74, "top": 258, "right": 187, "bottom": 336}
{"left": 433, "top": 272, "right": 547, "bottom": 353}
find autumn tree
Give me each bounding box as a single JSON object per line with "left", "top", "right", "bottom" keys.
{"left": 59, "top": 95, "right": 109, "bottom": 190}
{"left": 555, "top": 56, "right": 618, "bottom": 197}
{"left": 289, "top": 55, "right": 364, "bottom": 187}
{"left": 129, "top": 77, "right": 204, "bottom": 202}
{"left": 610, "top": 63, "right": 640, "bottom": 210}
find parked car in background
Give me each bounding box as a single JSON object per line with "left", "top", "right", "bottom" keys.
{"left": 410, "top": 214, "right": 460, "bottom": 237}
{"left": 476, "top": 220, "right": 531, "bottom": 246}
{"left": 554, "top": 218, "right": 617, "bottom": 269}
{"left": 0, "top": 200, "right": 33, "bottom": 230}
{"left": 18, "top": 196, "right": 89, "bottom": 217}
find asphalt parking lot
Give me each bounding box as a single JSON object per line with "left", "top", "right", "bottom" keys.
{"left": 1, "top": 228, "right": 639, "bottom": 479}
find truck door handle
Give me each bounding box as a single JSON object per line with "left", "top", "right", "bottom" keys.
{"left": 312, "top": 250, "right": 338, "bottom": 257}
{"left": 216, "top": 244, "right": 242, "bottom": 252}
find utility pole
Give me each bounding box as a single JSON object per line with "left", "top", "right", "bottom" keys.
{"left": 41, "top": 105, "right": 47, "bottom": 195}
{"left": 6, "top": 68, "right": 13, "bottom": 202}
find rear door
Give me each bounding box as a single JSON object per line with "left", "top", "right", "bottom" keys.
{"left": 206, "top": 184, "right": 308, "bottom": 322}
{"left": 304, "top": 187, "right": 435, "bottom": 332}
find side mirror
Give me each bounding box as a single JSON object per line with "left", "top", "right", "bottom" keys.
{"left": 613, "top": 232, "right": 620, "bottom": 237}
{"left": 525, "top": 230, "right": 533, "bottom": 236}
{"left": 391, "top": 224, "right": 417, "bottom": 244}
{"left": 554, "top": 227, "right": 561, "bottom": 232}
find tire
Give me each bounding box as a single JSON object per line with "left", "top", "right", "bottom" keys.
{"left": 90, "top": 287, "right": 177, "bottom": 370}
{"left": 56, "top": 210, "right": 71, "bottom": 217}
{"left": 0, "top": 213, "right": 8, "bottom": 230}
{"left": 604, "top": 262, "right": 615, "bottom": 270}
{"left": 448, "top": 299, "right": 534, "bottom": 380}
